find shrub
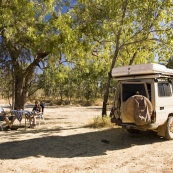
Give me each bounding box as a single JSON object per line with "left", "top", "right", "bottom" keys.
{"left": 86, "top": 116, "right": 114, "bottom": 128}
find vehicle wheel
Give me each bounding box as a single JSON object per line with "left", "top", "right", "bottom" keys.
{"left": 126, "top": 129, "right": 140, "bottom": 134}
{"left": 165, "top": 116, "right": 173, "bottom": 140}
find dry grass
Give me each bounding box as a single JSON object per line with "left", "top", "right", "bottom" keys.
{"left": 1, "top": 105, "right": 173, "bottom": 173}
{"left": 86, "top": 116, "right": 115, "bottom": 128}
{"left": 0, "top": 98, "right": 108, "bottom": 107}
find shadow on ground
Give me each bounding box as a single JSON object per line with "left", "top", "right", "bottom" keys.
{"left": 0, "top": 127, "right": 165, "bottom": 160}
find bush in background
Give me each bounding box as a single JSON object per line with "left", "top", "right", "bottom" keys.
{"left": 86, "top": 116, "right": 114, "bottom": 128}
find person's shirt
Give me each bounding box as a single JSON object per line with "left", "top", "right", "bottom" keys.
{"left": 32, "top": 105, "right": 42, "bottom": 113}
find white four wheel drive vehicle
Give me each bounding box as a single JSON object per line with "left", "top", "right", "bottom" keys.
{"left": 110, "top": 63, "right": 173, "bottom": 140}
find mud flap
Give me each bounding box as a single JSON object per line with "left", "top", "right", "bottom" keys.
{"left": 157, "top": 122, "right": 166, "bottom": 137}
{"left": 110, "top": 118, "right": 122, "bottom": 126}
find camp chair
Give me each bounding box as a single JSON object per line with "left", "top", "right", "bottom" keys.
{"left": 0, "top": 120, "right": 3, "bottom": 131}
{"left": 0, "top": 107, "right": 6, "bottom": 131}
{"left": 36, "top": 112, "right": 46, "bottom": 127}
{"left": 36, "top": 103, "right": 46, "bottom": 127}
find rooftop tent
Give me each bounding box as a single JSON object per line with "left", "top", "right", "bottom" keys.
{"left": 112, "top": 63, "right": 173, "bottom": 78}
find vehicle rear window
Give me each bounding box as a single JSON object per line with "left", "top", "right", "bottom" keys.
{"left": 122, "top": 84, "right": 147, "bottom": 101}
{"left": 158, "top": 83, "right": 172, "bottom": 97}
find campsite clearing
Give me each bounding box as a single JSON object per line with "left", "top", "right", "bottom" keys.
{"left": 0, "top": 105, "right": 173, "bottom": 173}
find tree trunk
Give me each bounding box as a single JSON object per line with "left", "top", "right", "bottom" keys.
{"left": 14, "top": 74, "right": 28, "bottom": 110}
{"left": 12, "top": 68, "right": 15, "bottom": 110}
{"left": 60, "top": 86, "right": 63, "bottom": 101}
{"left": 102, "top": 51, "right": 137, "bottom": 116}
{"left": 12, "top": 52, "right": 48, "bottom": 110}
{"left": 102, "top": 0, "right": 128, "bottom": 116}
{"left": 129, "top": 52, "right": 137, "bottom": 65}
{"left": 102, "top": 48, "right": 120, "bottom": 116}
{"left": 5, "top": 36, "right": 49, "bottom": 110}
{"left": 102, "top": 72, "right": 112, "bottom": 116}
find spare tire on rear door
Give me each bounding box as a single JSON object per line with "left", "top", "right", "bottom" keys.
{"left": 123, "top": 95, "right": 153, "bottom": 125}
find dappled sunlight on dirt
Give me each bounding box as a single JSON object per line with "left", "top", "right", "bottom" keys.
{"left": 0, "top": 106, "right": 173, "bottom": 173}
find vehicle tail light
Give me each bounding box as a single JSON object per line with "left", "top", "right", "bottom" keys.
{"left": 151, "top": 111, "right": 156, "bottom": 123}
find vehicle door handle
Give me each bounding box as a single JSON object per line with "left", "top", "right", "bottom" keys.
{"left": 160, "top": 107, "right": 164, "bottom": 110}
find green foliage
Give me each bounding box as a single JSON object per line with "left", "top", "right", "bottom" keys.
{"left": 38, "top": 64, "right": 69, "bottom": 98}
{"left": 69, "top": 0, "right": 173, "bottom": 115}
{"left": 0, "top": 70, "right": 12, "bottom": 99}
{"left": 0, "top": 0, "right": 75, "bottom": 107}
{"left": 72, "top": 0, "right": 173, "bottom": 65}
{"left": 166, "top": 57, "right": 173, "bottom": 69}
{"left": 1, "top": 0, "right": 173, "bottom": 108}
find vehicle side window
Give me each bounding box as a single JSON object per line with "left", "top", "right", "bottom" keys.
{"left": 158, "top": 83, "right": 172, "bottom": 97}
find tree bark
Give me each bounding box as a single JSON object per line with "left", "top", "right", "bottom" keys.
{"left": 102, "top": 0, "right": 128, "bottom": 116}
{"left": 129, "top": 52, "right": 137, "bottom": 65}
{"left": 14, "top": 68, "right": 31, "bottom": 109}
{"left": 102, "top": 72, "right": 112, "bottom": 116}
{"left": 13, "top": 52, "right": 48, "bottom": 109}
{"left": 102, "top": 48, "right": 120, "bottom": 116}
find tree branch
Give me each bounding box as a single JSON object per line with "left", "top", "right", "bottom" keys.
{"left": 129, "top": 52, "right": 137, "bottom": 65}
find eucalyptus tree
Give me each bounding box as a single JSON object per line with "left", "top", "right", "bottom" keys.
{"left": 0, "top": 0, "right": 76, "bottom": 109}
{"left": 71, "top": 0, "right": 173, "bottom": 115}
{"left": 0, "top": 46, "right": 13, "bottom": 104}
{"left": 39, "top": 61, "right": 74, "bottom": 101}
{"left": 0, "top": 68, "right": 12, "bottom": 102}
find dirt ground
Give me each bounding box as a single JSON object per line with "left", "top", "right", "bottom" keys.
{"left": 0, "top": 104, "right": 173, "bottom": 173}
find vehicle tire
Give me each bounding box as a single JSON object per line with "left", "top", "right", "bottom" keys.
{"left": 165, "top": 116, "right": 173, "bottom": 140}
{"left": 126, "top": 129, "right": 140, "bottom": 134}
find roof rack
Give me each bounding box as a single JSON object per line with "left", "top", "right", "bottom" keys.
{"left": 113, "top": 74, "right": 173, "bottom": 81}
